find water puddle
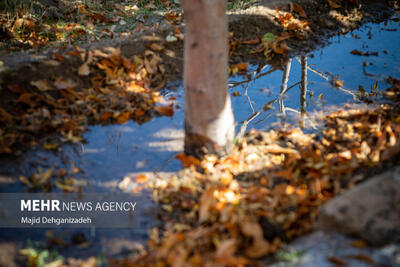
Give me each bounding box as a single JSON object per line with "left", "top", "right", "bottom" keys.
{"left": 231, "top": 14, "right": 400, "bottom": 132}
{"left": 0, "top": 13, "right": 399, "bottom": 259}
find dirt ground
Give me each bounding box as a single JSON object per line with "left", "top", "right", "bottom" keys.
{"left": 0, "top": 0, "right": 397, "bottom": 86}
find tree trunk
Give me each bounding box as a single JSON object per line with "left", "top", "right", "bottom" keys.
{"left": 182, "top": 0, "right": 235, "bottom": 157}
{"left": 300, "top": 56, "right": 307, "bottom": 129}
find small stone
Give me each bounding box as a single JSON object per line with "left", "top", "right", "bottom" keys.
{"left": 317, "top": 168, "right": 400, "bottom": 246}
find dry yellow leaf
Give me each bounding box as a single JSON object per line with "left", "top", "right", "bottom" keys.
{"left": 78, "top": 63, "right": 90, "bottom": 76}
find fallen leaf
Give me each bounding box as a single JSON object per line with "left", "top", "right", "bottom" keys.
{"left": 54, "top": 78, "right": 78, "bottom": 90}
{"left": 53, "top": 52, "right": 64, "bottom": 62}
{"left": 30, "top": 80, "right": 54, "bottom": 91}
{"left": 149, "top": 43, "right": 164, "bottom": 51}
{"left": 7, "top": 84, "right": 25, "bottom": 94}
{"left": 100, "top": 111, "right": 112, "bottom": 122}
{"left": 175, "top": 153, "right": 201, "bottom": 168}
{"left": 155, "top": 105, "right": 174, "bottom": 117}
{"left": 135, "top": 174, "right": 149, "bottom": 184}
{"left": 91, "top": 13, "right": 108, "bottom": 22}
{"left": 230, "top": 62, "right": 249, "bottom": 74}
{"left": 117, "top": 111, "right": 131, "bottom": 124}
{"left": 328, "top": 0, "right": 341, "bottom": 8}
{"left": 55, "top": 180, "right": 78, "bottom": 192}
{"left": 293, "top": 3, "right": 307, "bottom": 18}
{"left": 349, "top": 240, "right": 367, "bottom": 248}
{"left": 214, "top": 239, "right": 237, "bottom": 259}
{"left": 19, "top": 176, "right": 31, "bottom": 187}
{"left": 327, "top": 256, "right": 348, "bottom": 266}
{"left": 78, "top": 63, "right": 90, "bottom": 76}
{"left": 242, "top": 38, "right": 260, "bottom": 45}
{"left": 198, "top": 187, "right": 217, "bottom": 222}
{"left": 37, "top": 168, "right": 54, "bottom": 185}
{"left": 17, "top": 93, "right": 35, "bottom": 106}
{"left": 12, "top": 18, "right": 35, "bottom": 32}
{"left": 240, "top": 220, "right": 271, "bottom": 258}
{"left": 44, "top": 143, "right": 59, "bottom": 150}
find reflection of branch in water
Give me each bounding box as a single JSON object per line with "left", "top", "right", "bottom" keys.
{"left": 229, "top": 65, "right": 277, "bottom": 114}
{"left": 236, "top": 111, "right": 261, "bottom": 143}
{"left": 279, "top": 59, "right": 292, "bottom": 117}
{"left": 296, "top": 58, "right": 357, "bottom": 98}
{"left": 232, "top": 65, "right": 278, "bottom": 142}
{"left": 228, "top": 67, "right": 277, "bottom": 89}
{"left": 300, "top": 56, "right": 307, "bottom": 129}
{"left": 254, "top": 110, "right": 276, "bottom": 126}
{"left": 283, "top": 107, "right": 317, "bottom": 129}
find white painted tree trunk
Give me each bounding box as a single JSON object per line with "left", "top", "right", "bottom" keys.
{"left": 182, "top": 0, "right": 235, "bottom": 157}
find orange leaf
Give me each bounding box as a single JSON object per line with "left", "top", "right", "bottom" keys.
{"left": 173, "top": 25, "right": 181, "bottom": 35}
{"left": 293, "top": 3, "right": 307, "bottom": 18}
{"left": 17, "top": 93, "right": 35, "bottom": 106}
{"left": 100, "top": 111, "right": 112, "bottom": 122}
{"left": 155, "top": 105, "right": 174, "bottom": 117}
{"left": 7, "top": 84, "right": 25, "bottom": 94}
{"left": 328, "top": 0, "right": 341, "bottom": 8}
{"left": 165, "top": 12, "right": 178, "bottom": 20}
{"left": 53, "top": 52, "right": 64, "bottom": 62}
{"left": 91, "top": 13, "right": 108, "bottom": 23}
{"left": 117, "top": 111, "right": 131, "bottom": 124}
{"left": 135, "top": 174, "right": 149, "bottom": 184}
{"left": 126, "top": 82, "right": 146, "bottom": 93}
{"left": 232, "top": 62, "right": 249, "bottom": 71}
{"left": 230, "top": 62, "right": 249, "bottom": 75}
{"left": 66, "top": 50, "right": 83, "bottom": 59}
{"left": 285, "top": 185, "right": 296, "bottom": 195}
{"left": 175, "top": 153, "right": 201, "bottom": 168}
{"left": 349, "top": 240, "right": 367, "bottom": 248}
{"left": 0, "top": 107, "right": 13, "bottom": 122}
{"left": 327, "top": 256, "right": 348, "bottom": 266}
{"left": 58, "top": 168, "right": 67, "bottom": 176}
{"left": 242, "top": 37, "right": 260, "bottom": 45}
{"left": 134, "top": 108, "right": 145, "bottom": 117}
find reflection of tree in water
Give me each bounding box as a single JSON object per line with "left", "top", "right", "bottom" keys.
{"left": 279, "top": 58, "right": 292, "bottom": 117}
{"left": 300, "top": 56, "right": 307, "bottom": 129}
{"left": 233, "top": 53, "right": 361, "bottom": 135}
{"left": 234, "top": 56, "right": 309, "bottom": 134}
{"left": 278, "top": 56, "right": 308, "bottom": 129}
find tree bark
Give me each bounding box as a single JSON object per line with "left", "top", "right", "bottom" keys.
{"left": 182, "top": 0, "right": 235, "bottom": 157}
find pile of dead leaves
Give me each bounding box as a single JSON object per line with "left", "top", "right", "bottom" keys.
{"left": 234, "top": 5, "right": 311, "bottom": 60}
{"left": 0, "top": 46, "right": 173, "bottom": 154}
{"left": 19, "top": 165, "right": 85, "bottom": 192}
{"left": 0, "top": 0, "right": 180, "bottom": 51}
{"left": 115, "top": 87, "right": 400, "bottom": 266}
